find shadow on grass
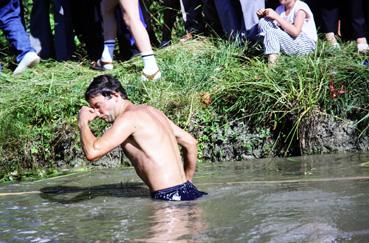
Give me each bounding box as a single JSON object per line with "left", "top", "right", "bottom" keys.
{"left": 40, "top": 182, "right": 149, "bottom": 204}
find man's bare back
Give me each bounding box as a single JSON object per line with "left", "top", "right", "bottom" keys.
{"left": 118, "top": 104, "right": 188, "bottom": 191}
{"left": 78, "top": 75, "right": 206, "bottom": 201}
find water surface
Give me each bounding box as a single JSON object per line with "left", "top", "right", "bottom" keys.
{"left": 1, "top": 153, "right": 369, "bottom": 242}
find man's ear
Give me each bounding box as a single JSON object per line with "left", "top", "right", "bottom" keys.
{"left": 111, "top": 92, "right": 121, "bottom": 101}
{"left": 111, "top": 91, "right": 119, "bottom": 97}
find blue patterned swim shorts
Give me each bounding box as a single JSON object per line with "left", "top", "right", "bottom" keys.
{"left": 151, "top": 181, "right": 207, "bottom": 201}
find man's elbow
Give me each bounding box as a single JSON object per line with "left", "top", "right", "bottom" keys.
{"left": 189, "top": 137, "right": 198, "bottom": 149}
{"left": 85, "top": 151, "right": 101, "bottom": 162}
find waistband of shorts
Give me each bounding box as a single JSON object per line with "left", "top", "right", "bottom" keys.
{"left": 151, "top": 181, "right": 191, "bottom": 195}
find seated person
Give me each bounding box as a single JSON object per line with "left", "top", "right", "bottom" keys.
{"left": 0, "top": 0, "right": 40, "bottom": 75}
{"left": 78, "top": 75, "right": 207, "bottom": 201}
{"left": 257, "top": 0, "right": 317, "bottom": 65}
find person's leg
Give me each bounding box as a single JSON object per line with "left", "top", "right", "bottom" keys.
{"left": 239, "top": 0, "right": 265, "bottom": 41}
{"left": 348, "top": 0, "right": 368, "bottom": 52}
{"left": 115, "top": 7, "right": 139, "bottom": 61}
{"left": 319, "top": 0, "right": 340, "bottom": 47}
{"left": 119, "top": 0, "right": 152, "bottom": 52}
{"left": 101, "top": 0, "right": 118, "bottom": 41}
{"left": 30, "top": 0, "right": 54, "bottom": 58}
{"left": 181, "top": 0, "right": 204, "bottom": 35}
{"left": 140, "top": 0, "right": 159, "bottom": 47}
{"left": 71, "top": 0, "right": 104, "bottom": 61}
{"left": 94, "top": 0, "right": 118, "bottom": 70}
{"left": 53, "top": 0, "right": 75, "bottom": 61}
{"left": 258, "top": 17, "right": 277, "bottom": 37}
{"left": 0, "top": 0, "right": 40, "bottom": 74}
{"left": 201, "top": 0, "right": 223, "bottom": 37}
{"left": 119, "top": 0, "right": 160, "bottom": 80}
{"left": 18, "top": 0, "right": 25, "bottom": 27}
{"left": 258, "top": 18, "right": 282, "bottom": 63}
{"left": 214, "top": 0, "right": 244, "bottom": 40}
{"left": 161, "top": 0, "right": 180, "bottom": 46}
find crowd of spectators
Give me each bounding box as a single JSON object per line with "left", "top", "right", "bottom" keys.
{"left": 0, "top": 0, "right": 369, "bottom": 76}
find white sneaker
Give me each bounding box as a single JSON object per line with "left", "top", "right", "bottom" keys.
{"left": 357, "top": 43, "right": 369, "bottom": 54}
{"left": 13, "top": 51, "right": 40, "bottom": 75}
{"left": 331, "top": 42, "right": 340, "bottom": 50}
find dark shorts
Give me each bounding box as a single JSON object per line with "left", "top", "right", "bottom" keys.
{"left": 151, "top": 181, "right": 207, "bottom": 201}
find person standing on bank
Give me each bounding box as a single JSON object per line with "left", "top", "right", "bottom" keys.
{"left": 0, "top": 0, "right": 40, "bottom": 75}
{"left": 78, "top": 75, "right": 207, "bottom": 201}
{"left": 93, "top": 0, "right": 161, "bottom": 81}
{"left": 257, "top": 0, "right": 317, "bottom": 66}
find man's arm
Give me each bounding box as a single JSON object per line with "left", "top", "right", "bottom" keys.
{"left": 262, "top": 8, "right": 307, "bottom": 37}
{"left": 167, "top": 119, "right": 198, "bottom": 181}
{"left": 78, "top": 107, "right": 135, "bottom": 161}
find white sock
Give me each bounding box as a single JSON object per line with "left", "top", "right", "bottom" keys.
{"left": 101, "top": 40, "right": 115, "bottom": 62}
{"left": 141, "top": 51, "right": 159, "bottom": 75}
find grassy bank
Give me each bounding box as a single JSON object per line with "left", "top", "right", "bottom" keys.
{"left": 0, "top": 38, "right": 368, "bottom": 182}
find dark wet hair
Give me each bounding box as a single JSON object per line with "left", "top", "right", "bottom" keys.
{"left": 85, "top": 75, "right": 128, "bottom": 101}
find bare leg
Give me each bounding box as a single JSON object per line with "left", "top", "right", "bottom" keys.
{"left": 357, "top": 37, "right": 369, "bottom": 53}
{"left": 101, "top": 0, "right": 118, "bottom": 41}
{"left": 119, "top": 0, "right": 160, "bottom": 80}
{"left": 119, "top": 0, "right": 152, "bottom": 53}
{"left": 93, "top": 0, "right": 118, "bottom": 70}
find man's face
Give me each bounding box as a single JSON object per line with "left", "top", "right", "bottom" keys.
{"left": 88, "top": 94, "right": 116, "bottom": 122}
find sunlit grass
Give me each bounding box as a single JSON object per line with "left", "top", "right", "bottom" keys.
{"left": 0, "top": 38, "right": 368, "bottom": 181}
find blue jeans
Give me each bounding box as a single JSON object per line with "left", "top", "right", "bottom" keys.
{"left": 0, "top": 0, "right": 34, "bottom": 62}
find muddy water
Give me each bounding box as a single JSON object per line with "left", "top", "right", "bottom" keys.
{"left": 1, "top": 153, "right": 369, "bottom": 242}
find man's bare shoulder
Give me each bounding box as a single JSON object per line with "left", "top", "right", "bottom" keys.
{"left": 115, "top": 104, "right": 165, "bottom": 124}
{"left": 129, "top": 104, "right": 166, "bottom": 117}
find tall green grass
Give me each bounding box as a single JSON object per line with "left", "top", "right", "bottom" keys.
{"left": 0, "top": 39, "right": 368, "bottom": 181}
{"left": 211, "top": 41, "right": 369, "bottom": 153}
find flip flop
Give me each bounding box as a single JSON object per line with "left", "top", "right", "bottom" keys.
{"left": 141, "top": 69, "right": 161, "bottom": 81}
{"left": 91, "top": 59, "right": 113, "bottom": 71}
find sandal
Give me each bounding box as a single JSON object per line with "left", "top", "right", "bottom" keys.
{"left": 180, "top": 32, "right": 193, "bottom": 43}
{"left": 91, "top": 59, "right": 113, "bottom": 71}
{"left": 141, "top": 69, "right": 161, "bottom": 81}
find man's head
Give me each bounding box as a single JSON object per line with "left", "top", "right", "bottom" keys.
{"left": 85, "top": 74, "right": 128, "bottom": 101}
{"left": 85, "top": 75, "right": 128, "bottom": 122}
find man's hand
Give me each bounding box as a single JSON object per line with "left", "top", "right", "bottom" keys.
{"left": 78, "top": 106, "right": 98, "bottom": 127}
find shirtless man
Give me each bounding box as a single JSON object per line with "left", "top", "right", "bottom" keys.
{"left": 78, "top": 74, "right": 206, "bottom": 201}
